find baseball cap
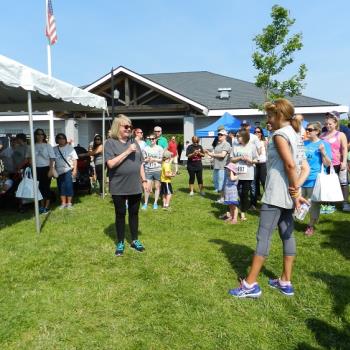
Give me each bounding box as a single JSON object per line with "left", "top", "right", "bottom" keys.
{"left": 218, "top": 129, "right": 228, "bottom": 136}
{"left": 225, "top": 162, "right": 237, "bottom": 174}
{"left": 241, "top": 120, "right": 250, "bottom": 126}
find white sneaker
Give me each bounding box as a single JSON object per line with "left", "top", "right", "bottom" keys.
{"left": 59, "top": 204, "right": 66, "bottom": 210}
{"left": 189, "top": 191, "right": 194, "bottom": 196}
{"left": 215, "top": 198, "right": 224, "bottom": 204}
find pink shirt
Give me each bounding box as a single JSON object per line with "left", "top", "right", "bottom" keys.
{"left": 320, "top": 131, "right": 341, "bottom": 165}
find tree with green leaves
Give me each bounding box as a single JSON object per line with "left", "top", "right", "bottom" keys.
{"left": 252, "top": 5, "right": 307, "bottom": 102}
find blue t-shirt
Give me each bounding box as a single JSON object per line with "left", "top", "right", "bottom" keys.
{"left": 303, "top": 139, "right": 332, "bottom": 188}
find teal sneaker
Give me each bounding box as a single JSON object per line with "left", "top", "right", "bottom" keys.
{"left": 115, "top": 241, "right": 125, "bottom": 256}
{"left": 130, "top": 240, "right": 145, "bottom": 252}
{"left": 141, "top": 203, "right": 147, "bottom": 210}
{"left": 153, "top": 203, "right": 158, "bottom": 210}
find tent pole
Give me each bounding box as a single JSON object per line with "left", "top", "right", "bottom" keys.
{"left": 27, "top": 91, "right": 41, "bottom": 234}
{"left": 102, "top": 110, "right": 106, "bottom": 199}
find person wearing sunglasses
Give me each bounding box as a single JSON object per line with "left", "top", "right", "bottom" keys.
{"left": 141, "top": 133, "right": 163, "bottom": 210}
{"left": 133, "top": 128, "right": 146, "bottom": 151}
{"left": 205, "top": 129, "right": 231, "bottom": 202}
{"left": 302, "top": 122, "right": 332, "bottom": 235}
{"left": 253, "top": 127, "right": 267, "bottom": 205}
{"left": 89, "top": 134, "right": 104, "bottom": 196}
{"left": 153, "top": 126, "right": 168, "bottom": 149}
{"left": 54, "top": 133, "right": 78, "bottom": 209}
{"left": 27, "top": 128, "right": 56, "bottom": 214}
{"left": 105, "top": 114, "right": 147, "bottom": 256}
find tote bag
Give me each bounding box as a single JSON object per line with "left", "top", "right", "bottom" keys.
{"left": 16, "top": 167, "right": 43, "bottom": 201}
{"left": 311, "top": 165, "right": 343, "bottom": 202}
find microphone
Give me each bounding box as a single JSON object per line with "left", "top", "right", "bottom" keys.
{"left": 129, "top": 135, "right": 135, "bottom": 144}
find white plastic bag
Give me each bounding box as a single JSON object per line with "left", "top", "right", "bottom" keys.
{"left": 16, "top": 167, "right": 43, "bottom": 201}
{"left": 311, "top": 165, "right": 343, "bottom": 202}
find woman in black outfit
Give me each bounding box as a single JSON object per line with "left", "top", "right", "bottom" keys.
{"left": 104, "top": 114, "right": 148, "bottom": 256}
{"left": 186, "top": 136, "right": 205, "bottom": 196}
{"left": 253, "top": 126, "right": 267, "bottom": 202}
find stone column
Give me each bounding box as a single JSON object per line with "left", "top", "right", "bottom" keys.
{"left": 183, "top": 115, "right": 195, "bottom": 144}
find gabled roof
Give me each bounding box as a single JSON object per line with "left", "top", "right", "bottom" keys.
{"left": 143, "top": 71, "right": 338, "bottom": 110}
{"left": 84, "top": 66, "right": 347, "bottom": 116}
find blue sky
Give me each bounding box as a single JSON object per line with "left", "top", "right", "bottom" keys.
{"left": 1, "top": 1, "right": 349, "bottom": 106}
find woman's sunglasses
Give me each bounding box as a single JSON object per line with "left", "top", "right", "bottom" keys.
{"left": 306, "top": 128, "right": 316, "bottom": 132}
{"left": 122, "top": 125, "right": 132, "bottom": 130}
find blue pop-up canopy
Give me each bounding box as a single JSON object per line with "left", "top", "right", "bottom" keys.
{"left": 196, "top": 112, "right": 241, "bottom": 137}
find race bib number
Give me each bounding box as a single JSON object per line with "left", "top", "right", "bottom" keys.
{"left": 237, "top": 165, "right": 248, "bottom": 174}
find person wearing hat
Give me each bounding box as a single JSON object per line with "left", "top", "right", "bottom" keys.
{"left": 205, "top": 129, "right": 231, "bottom": 202}
{"left": 223, "top": 162, "right": 239, "bottom": 224}
{"left": 320, "top": 111, "right": 349, "bottom": 212}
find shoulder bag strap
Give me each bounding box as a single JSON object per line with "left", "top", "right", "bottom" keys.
{"left": 57, "top": 147, "right": 71, "bottom": 168}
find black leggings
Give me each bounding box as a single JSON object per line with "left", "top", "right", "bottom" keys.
{"left": 238, "top": 180, "right": 252, "bottom": 213}
{"left": 95, "top": 164, "right": 103, "bottom": 194}
{"left": 187, "top": 168, "right": 203, "bottom": 185}
{"left": 112, "top": 194, "right": 142, "bottom": 242}
{"left": 36, "top": 166, "right": 52, "bottom": 200}
{"left": 254, "top": 162, "right": 267, "bottom": 199}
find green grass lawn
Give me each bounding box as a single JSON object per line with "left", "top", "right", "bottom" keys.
{"left": 1, "top": 168, "right": 349, "bottom": 349}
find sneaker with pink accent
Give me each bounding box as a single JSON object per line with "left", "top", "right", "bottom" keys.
{"left": 304, "top": 225, "right": 314, "bottom": 236}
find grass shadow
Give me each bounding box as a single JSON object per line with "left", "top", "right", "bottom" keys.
{"left": 310, "top": 272, "right": 350, "bottom": 319}
{"left": 104, "top": 222, "right": 143, "bottom": 244}
{"left": 318, "top": 219, "right": 350, "bottom": 260}
{"left": 209, "top": 239, "right": 275, "bottom": 281}
{"left": 296, "top": 319, "right": 350, "bottom": 350}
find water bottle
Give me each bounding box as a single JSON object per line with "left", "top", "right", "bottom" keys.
{"left": 293, "top": 202, "right": 310, "bottom": 221}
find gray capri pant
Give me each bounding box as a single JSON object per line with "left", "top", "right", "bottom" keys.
{"left": 255, "top": 203, "right": 296, "bottom": 257}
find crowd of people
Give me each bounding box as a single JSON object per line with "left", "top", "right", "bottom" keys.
{"left": 1, "top": 102, "right": 350, "bottom": 296}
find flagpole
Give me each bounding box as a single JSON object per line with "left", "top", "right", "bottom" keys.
{"left": 46, "top": 0, "right": 55, "bottom": 146}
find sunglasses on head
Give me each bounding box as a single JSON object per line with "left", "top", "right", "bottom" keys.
{"left": 154, "top": 130, "right": 161, "bottom": 132}
{"left": 122, "top": 125, "right": 132, "bottom": 130}
{"left": 306, "top": 128, "right": 316, "bottom": 132}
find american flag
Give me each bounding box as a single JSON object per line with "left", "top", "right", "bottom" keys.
{"left": 46, "top": 0, "right": 57, "bottom": 45}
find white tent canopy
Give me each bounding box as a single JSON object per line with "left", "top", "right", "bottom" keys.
{"left": 0, "top": 54, "right": 107, "bottom": 112}
{"left": 0, "top": 54, "right": 108, "bottom": 233}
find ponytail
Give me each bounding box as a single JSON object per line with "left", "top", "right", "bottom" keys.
{"left": 264, "top": 98, "right": 300, "bottom": 132}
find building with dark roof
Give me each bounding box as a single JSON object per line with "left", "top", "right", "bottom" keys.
{"left": 1, "top": 66, "right": 348, "bottom": 148}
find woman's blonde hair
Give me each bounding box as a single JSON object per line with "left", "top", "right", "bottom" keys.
{"left": 264, "top": 98, "right": 300, "bottom": 132}
{"left": 109, "top": 114, "right": 132, "bottom": 140}
{"left": 307, "top": 122, "right": 322, "bottom": 136}
{"left": 325, "top": 115, "right": 339, "bottom": 130}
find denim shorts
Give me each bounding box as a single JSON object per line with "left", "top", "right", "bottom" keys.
{"left": 57, "top": 170, "right": 74, "bottom": 197}
{"left": 145, "top": 171, "right": 161, "bottom": 181}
